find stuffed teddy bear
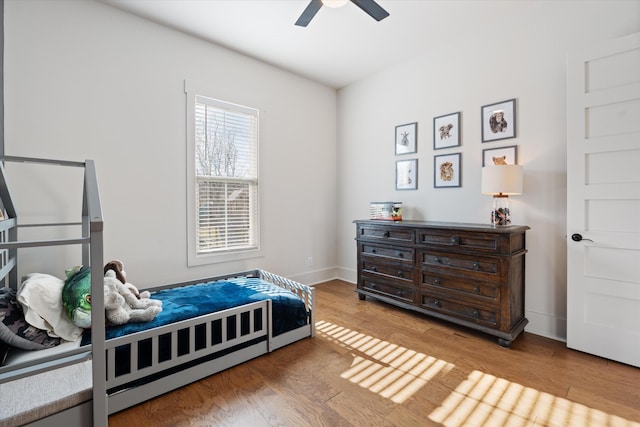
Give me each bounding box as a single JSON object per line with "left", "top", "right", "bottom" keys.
{"left": 104, "top": 260, "right": 151, "bottom": 299}
{"left": 62, "top": 262, "right": 162, "bottom": 328}
{"left": 102, "top": 260, "right": 162, "bottom": 325}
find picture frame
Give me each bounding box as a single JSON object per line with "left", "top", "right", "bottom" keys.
{"left": 395, "top": 122, "right": 417, "bottom": 155}
{"left": 434, "top": 153, "right": 461, "bottom": 188}
{"left": 396, "top": 159, "right": 418, "bottom": 190}
{"left": 433, "top": 112, "right": 461, "bottom": 150}
{"left": 481, "top": 99, "right": 516, "bottom": 142}
{"left": 482, "top": 145, "right": 518, "bottom": 166}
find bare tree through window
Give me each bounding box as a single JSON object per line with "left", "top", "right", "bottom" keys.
{"left": 193, "top": 98, "right": 257, "bottom": 254}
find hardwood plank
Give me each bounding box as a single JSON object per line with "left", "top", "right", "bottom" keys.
{"left": 109, "top": 279, "right": 640, "bottom": 427}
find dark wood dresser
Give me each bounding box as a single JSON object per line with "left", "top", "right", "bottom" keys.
{"left": 354, "top": 220, "right": 529, "bottom": 346}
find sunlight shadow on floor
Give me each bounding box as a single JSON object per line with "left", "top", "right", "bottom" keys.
{"left": 429, "top": 370, "right": 640, "bottom": 427}
{"left": 315, "top": 320, "right": 455, "bottom": 403}
{"left": 316, "top": 320, "right": 640, "bottom": 427}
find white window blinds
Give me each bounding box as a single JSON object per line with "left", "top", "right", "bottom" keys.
{"left": 194, "top": 96, "right": 258, "bottom": 254}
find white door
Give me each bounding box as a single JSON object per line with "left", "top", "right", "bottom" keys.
{"left": 567, "top": 32, "right": 640, "bottom": 368}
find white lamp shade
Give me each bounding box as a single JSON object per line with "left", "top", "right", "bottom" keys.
{"left": 481, "top": 165, "right": 523, "bottom": 196}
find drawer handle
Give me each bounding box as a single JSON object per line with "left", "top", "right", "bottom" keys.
{"left": 434, "top": 300, "right": 441, "bottom": 307}
{"left": 472, "top": 309, "right": 480, "bottom": 318}
{"left": 450, "top": 236, "right": 459, "bottom": 245}
{"left": 396, "top": 290, "right": 403, "bottom": 296}
{"left": 474, "top": 286, "right": 480, "bottom": 294}
{"left": 370, "top": 284, "right": 376, "bottom": 289}
{"left": 433, "top": 278, "right": 441, "bottom": 285}
{"left": 371, "top": 249, "right": 377, "bottom": 254}
{"left": 371, "top": 266, "right": 377, "bottom": 272}
{"left": 472, "top": 262, "right": 480, "bottom": 270}
{"left": 383, "top": 231, "right": 390, "bottom": 238}
{"left": 434, "top": 257, "right": 440, "bottom": 263}
{"left": 397, "top": 271, "right": 404, "bottom": 278}
{"left": 397, "top": 252, "right": 404, "bottom": 258}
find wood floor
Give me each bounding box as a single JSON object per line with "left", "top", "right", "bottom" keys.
{"left": 109, "top": 280, "right": 640, "bottom": 427}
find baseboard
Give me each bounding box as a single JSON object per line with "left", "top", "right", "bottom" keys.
{"left": 525, "top": 309, "right": 567, "bottom": 342}
{"left": 289, "top": 266, "right": 358, "bottom": 286}
{"left": 332, "top": 266, "right": 353, "bottom": 284}
{"left": 289, "top": 267, "right": 339, "bottom": 286}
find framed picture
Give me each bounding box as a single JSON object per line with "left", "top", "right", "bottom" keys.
{"left": 482, "top": 145, "right": 518, "bottom": 166}
{"left": 481, "top": 99, "right": 516, "bottom": 142}
{"left": 395, "top": 122, "right": 417, "bottom": 155}
{"left": 396, "top": 159, "right": 418, "bottom": 190}
{"left": 434, "top": 153, "right": 461, "bottom": 188}
{"left": 433, "top": 112, "right": 461, "bottom": 150}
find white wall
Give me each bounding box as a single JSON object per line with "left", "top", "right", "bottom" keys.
{"left": 4, "top": 0, "right": 337, "bottom": 287}
{"left": 5, "top": 0, "right": 640, "bottom": 343}
{"left": 335, "top": 0, "right": 640, "bottom": 341}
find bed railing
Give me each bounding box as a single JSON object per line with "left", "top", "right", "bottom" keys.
{"left": 105, "top": 300, "right": 269, "bottom": 390}
{"left": 0, "top": 156, "right": 107, "bottom": 427}
{"left": 258, "top": 269, "right": 315, "bottom": 337}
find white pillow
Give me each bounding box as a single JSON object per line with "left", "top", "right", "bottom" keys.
{"left": 17, "top": 273, "right": 83, "bottom": 342}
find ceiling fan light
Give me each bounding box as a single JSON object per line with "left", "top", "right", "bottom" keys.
{"left": 322, "top": 0, "right": 349, "bottom": 8}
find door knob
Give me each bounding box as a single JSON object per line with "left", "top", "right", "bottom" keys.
{"left": 571, "top": 233, "right": 593, "bottom": 242}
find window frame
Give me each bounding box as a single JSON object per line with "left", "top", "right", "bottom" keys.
{"left": 185, "top": 80, "right": 261, "bottom": 266}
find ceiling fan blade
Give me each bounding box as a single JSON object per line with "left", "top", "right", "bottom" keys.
{"left": 350, "top": 0, "right": 389, "bottom": 21}
{"left": 295, "top": 0, "right": 323, "bottom": 27}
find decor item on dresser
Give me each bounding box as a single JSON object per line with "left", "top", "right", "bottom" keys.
{"left": 395, "top": 122, "right": 417, "bottom": 155}
{"left": 434, "top": 153, "right": 461, "bottom": 188}
{"left": 482, "top": 145, "right": 518, "bottom": 166}
{"left": 396, "top": 159, "right": 418, "bottom": 190}
{"left": 433, "top": 111, "right": 461, "bottom": 150}
{"left": 481, "top": 99, "right": 516, "bottom": 142}
{"left": 481, "top": 165, "right": 524, "bottom": 226}
{"left": 370, "top": 202, "right": 403, "bottom": 221}
{"left": 353, "top": 220, "right": 529, "bottom": 347}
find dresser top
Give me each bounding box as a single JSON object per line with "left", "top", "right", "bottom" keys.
{"left": 353, "top": 219, "right": 530, "bottom": 234}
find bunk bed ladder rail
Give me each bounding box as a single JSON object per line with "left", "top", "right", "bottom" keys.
{"left": 0, "top": 156, "right": 107, "bottom": 427}
{"left": 0, "top": 161, "right": 17, "bottom": 288}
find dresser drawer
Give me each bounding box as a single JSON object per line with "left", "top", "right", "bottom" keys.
{"left": 361, "top": 259, "right": 414, "bottom": 283}
{"left": 418, "top": 292, "right": 499, "bottom": 328}
{"left": 360, "top": 243, "right": 414, "bottom": 263}
{"left": 420, "top": 272, "right": 500, "bottom": 304}
{"left": 360, "top": 276, "right": 414, "bottom": 304}
{"left": 357, "top": 225, "right": 415, "bottom": 244}
{"left": 417, "top": 229, "right": 504, "bottom": 254}
{"left": 419, "top": 250, "right": 500, "bottom": 281}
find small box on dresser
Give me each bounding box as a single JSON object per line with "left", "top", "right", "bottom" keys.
{"left": 354, "top": 220, "right": 530, "bottom": 347}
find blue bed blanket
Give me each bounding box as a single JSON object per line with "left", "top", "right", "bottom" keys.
{"left": 84, "top": 277, "right": 308, "bottom": 344}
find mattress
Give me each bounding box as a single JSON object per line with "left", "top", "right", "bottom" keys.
{"left": 82, "top": 276, "right": 308, "bottom": 345}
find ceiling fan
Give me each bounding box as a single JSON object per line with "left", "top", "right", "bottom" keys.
{"left": 295, "top": 0, "right": 390, "bottom": 27}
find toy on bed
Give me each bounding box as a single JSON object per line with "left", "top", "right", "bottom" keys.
{"left": 103, "top": 260, "right": 152, "bottom": 299}
{"left": 62, "top": 261, "right": 162, "bottom": 328}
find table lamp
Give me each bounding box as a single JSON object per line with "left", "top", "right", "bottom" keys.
{"left": 481, "top": 165, "right": 523, "bottom": 226}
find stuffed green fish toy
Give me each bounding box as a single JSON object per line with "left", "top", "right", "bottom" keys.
{"left": 62, "top": 265, "right": 92, "bottom": 328}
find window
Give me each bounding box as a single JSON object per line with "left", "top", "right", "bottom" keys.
{"left": 186, "top": 81, "right": 259, "bottom": 265}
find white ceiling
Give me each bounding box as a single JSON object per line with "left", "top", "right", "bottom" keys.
{"left": 99, "top": 0, "right": 509, "bottom": 89}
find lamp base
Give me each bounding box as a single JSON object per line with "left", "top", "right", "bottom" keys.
{"left": 490, "top": 196, "right": 511, "bottom": 226}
